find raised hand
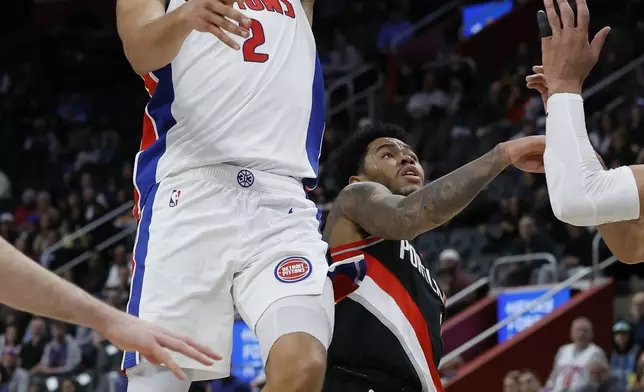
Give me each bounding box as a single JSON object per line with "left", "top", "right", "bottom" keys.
{"left": 538, "top": 0, "right": 610, "bottom": 95}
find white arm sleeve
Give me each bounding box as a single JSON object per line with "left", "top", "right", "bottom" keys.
{"left": 543, "top": 93, "right": 640, "bottom": 226}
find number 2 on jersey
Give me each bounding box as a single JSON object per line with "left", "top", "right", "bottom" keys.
{"left": 243, "top": 19, "right": 269, "bottom": 63}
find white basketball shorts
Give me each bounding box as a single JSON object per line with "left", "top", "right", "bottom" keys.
{"left": 121, "top": 164, "right": 330, "bottom": 381}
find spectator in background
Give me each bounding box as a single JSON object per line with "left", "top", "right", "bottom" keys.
{"left": 376, "top": 7, "right": 412, "bottom": 53}
{"left": 406, "top": 72, "right": 449, "bottom": 120}
{"left": 630, "top": 293, "right": 644, "bottom": 348}
{"left": 26, "top": 383, "right": 43, "bottom": 392}
{"left": 0, "top": 214, "right": 15, "bottom": 244}
{"left": 91, "top": 330, "right": 124, "bottom": 392}
{"left": 13, "top": 190, "right": 36, "bottom": 228}
{"left": 436, "top": 249, "right": 472, "bottom": 297}
{"left": 519, "top": 370, "right": 544, "bottom": 392}
{"left": 589, "top": 112, "right": 615, "bottom": 156}
{"left": 59, "top": 378, "right": 77, "bottom": 392}
{"left": 560, "top": 224, "right": 594, "bottom": 279}
{"left": 611, "top": 320, "right": 639, "bottom": 390}
{"left": 82, "top": 251, "right": 107, "bottom": 294}
{"left": 0, "top": 326, "right": 20, "bottom": 355}
{"left": 572, "top": 357, "right": 624, "bottom": 392}
{"left": 19, "top": 318, "right": 48, "bottom": 371}
{"left": 499, "top": 215, "right": 555, "bottom": 286}
{"left": 103, "top": 288, "right": 125, "bottom": 311}
{"left": 105, "top": 245, "right": 128, "bottom": 290}
{"left": 546, "top": 318, "right": 607, "bottom": 392}
{"left": 513, "top": 215, "right": 555, "bottom": 255}
{"left": 505, "top": 370, "right": 521, "bottom": 392}
{"left": 322, "top": 30, "right": 363, "bottom": 78}
{"left": 32, "top": 322, "right": 81, "bottom": 376}
{"left": 0, "top": 347, "right": 29, "bottom": 392}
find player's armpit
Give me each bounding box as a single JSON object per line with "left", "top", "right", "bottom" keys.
{"left": 337, "top": 146, "right": 507, "bottom": 240}
{"left": 301, "top": 0, "right": 315, "bottom": 26}
{"left": 596, "top": 165, "right": 644, "bottom": 264}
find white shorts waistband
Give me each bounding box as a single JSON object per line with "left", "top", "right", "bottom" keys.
{"left": 173, "top": 164, "right": 306, "bottom": 197}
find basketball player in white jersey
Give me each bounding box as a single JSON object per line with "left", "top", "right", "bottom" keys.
{"left": 116, "top": 0, "right": 332, "bottom": 391}
{"left": 524, "top": 0, "right": 644, "bottom": 264}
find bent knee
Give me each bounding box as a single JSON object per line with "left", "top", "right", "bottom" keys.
{"left": 267, "top": 332, "right": 327, "bottom": 383}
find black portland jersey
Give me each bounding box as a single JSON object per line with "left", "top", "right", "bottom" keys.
{"left": 327, "top": 237, "right": 446, "bottom": 392}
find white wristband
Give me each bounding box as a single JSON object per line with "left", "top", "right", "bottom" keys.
{"left": 544, "top": 93, "right": 640, "bottom": 226}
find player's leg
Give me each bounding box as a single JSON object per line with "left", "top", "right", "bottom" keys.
{"left": 123, "top": 174, "right": 239, "bottom": 389}
{"left": 254, "top": 279, "right": 334, "bottom": 392}
{"left": 233, "top": 183, "right": 334, "bottom": 392}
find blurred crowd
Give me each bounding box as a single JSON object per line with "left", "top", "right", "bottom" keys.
{"left": 0, "top": 0, "right": 643, "bottom": 391}
{"left": 500, "top": 292, "right": 644, "bottom": 392}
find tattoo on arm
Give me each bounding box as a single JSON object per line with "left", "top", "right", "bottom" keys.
{"left": 336, "top": 145, "right": 508, "bottom": 239}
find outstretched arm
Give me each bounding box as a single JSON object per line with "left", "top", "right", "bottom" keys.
{"left": 334, "top": 144, "right": 510, "bottom": 240}
{"left": 0, "top": 237, "right": 221, "bottom": 379}
{"left": 530, "top": 0, "right": 644, "bottom": 262}
{"left": 544, "top": 94, "right": 644, "bottom": 263}
{"left": 0, "top": 237, "right": 114, "bottom": 328}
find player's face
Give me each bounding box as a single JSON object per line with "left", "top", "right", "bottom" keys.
{"left": 362, "top": 138, "right": 424, "bottom": 196}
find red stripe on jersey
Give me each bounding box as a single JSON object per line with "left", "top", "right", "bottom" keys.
{"left": 365, "top": 254, "right": 445, "bottom": 392}
{"left": 132, "top": 193, "right": 141, "bottom": 221}
{"left": 133, "top": 72, "right": 161, "bottom": 221}
{"left": 142, "top": 73, "right": 159, "bottom": 97}
{"left": 330, "top": 237, "right": 382, "bottom": 255}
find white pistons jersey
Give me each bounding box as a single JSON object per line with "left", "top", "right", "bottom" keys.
{"left": 135, "top": 0, "right": 325, "bottom": 216}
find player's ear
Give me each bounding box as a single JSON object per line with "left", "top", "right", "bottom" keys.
{"left": 348, "top": 175, "right": 363, "bottom": 185}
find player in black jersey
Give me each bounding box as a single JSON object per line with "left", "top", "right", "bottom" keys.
{"left": 322, "top": 123, "right": 546, "bottom": 392}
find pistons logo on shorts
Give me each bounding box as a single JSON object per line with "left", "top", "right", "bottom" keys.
{"left": 274, "top": 257, "right": 312, "bottom": 283}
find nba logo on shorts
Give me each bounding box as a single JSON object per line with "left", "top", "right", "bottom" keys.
{"left": 274, "top": 257, "right": 312, "bottom": 283}
{"left": 169, "top": 190, "right": 181, "bottom": 208}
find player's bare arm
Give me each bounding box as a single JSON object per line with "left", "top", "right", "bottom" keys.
{"left": 528, "top": 0, "right": 644, "bottom": 263}
{"left": 117, "top": 0, "right": 250, "bottom": 75}
{"left": 301, "top": 0, "right": 315, "bottom": 26}
{"left": 329, "top": 140, "right": 544, "bottom": 241}
{"left": 0, "top": 237, "right": 221, "bottom": 379}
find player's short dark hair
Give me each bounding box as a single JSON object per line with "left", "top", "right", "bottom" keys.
{"left": 328, "top": 122, "right": 408, "bottom": 188}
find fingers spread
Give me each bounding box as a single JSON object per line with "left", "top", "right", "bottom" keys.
{"left": 153, "top": 328, "right": 222, "bottom": 361}
{"left": 203, "top": 23, "right": 240, "bottom": 50}
{"left": 575, "top": 0, "right": 590, "bottom": 31}
{"left": 156, "top": 334, "right": 216, "bottom": 366}
{"left": 206, "top": 0, "right": 251, "bottom": 27}
{"left": 543, "top": 0, "right": 561, "bottom": 34}
{"left": 203, "top": 12, "right": 248, "bottom": 38}
{"left": 526, "top": 74, "right": 546, "bottom": 83}
{"left": 557, "top": 0, "right": 575, "bottom": 29}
